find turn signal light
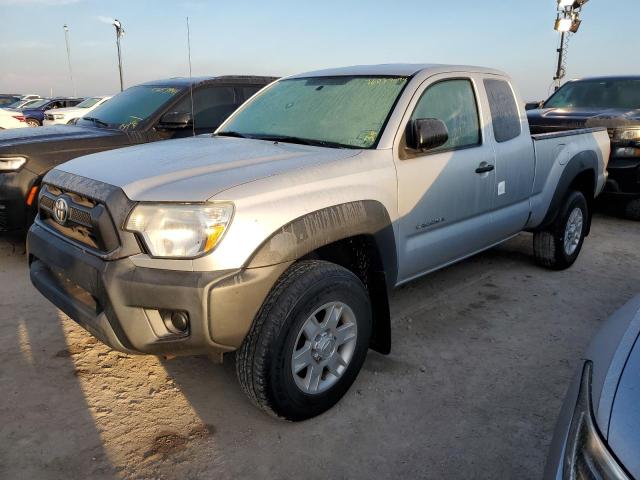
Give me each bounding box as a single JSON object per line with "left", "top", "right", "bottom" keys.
{"left": 26, "top": 186, "right": 39, "bottom": 206}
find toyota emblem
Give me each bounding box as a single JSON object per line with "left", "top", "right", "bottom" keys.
{"left": 53, "top": 198, "right": 69, "bottom": 225}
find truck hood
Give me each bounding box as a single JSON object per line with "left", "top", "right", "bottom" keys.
{"left": 0, "top": 125, "right": 126, "bottom": 176}
{"left": 0, "top": 124, "right": 119, "bottom": 149}
{"left": 528, "top": 107, "right": 640, "bottom": 131}
{"left": 56, "top": 136, "right": 362, "bottom": 202}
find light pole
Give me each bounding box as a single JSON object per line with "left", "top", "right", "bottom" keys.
{"left": 63, "top": 25, "right": 76, "bottom": 97}
{"left": 553, "top": 0, "right": 589, "bottom": 90}
{"left": 113, "top": 19, "right": 125, "bottom": 92}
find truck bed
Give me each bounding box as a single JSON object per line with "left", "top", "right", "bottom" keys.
{"left": 527, "top": 127, "right": 611, "bottom": 228}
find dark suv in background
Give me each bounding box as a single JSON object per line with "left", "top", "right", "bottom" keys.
{"left": 0, "top": 75, "right": 276, "bottom": 232}
{"left": 527, "top": 76, "right": 640, "bottom": 219}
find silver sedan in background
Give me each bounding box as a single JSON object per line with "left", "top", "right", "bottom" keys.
{"left": 545, "top": 296, "right": 640, "bottom": 479}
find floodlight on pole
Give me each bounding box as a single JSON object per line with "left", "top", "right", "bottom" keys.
{"left": 112, "top": 18, "right": 125, "bottom": 92}
{"left": 552, "top": 0, "right": 589, "bottom": 91}
{"left": 63, "top": 24, "right": 76, "bottom": 97}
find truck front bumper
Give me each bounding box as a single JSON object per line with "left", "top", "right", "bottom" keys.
{"left": 27, "top": 222, "right": 289, "bottom": 356}
{"left": 603, "top": 156, "right": 640, "bottom": 199}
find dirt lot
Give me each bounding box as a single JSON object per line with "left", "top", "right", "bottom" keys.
{"left": 0, "top": 212, "right": 638, "bottom": 480}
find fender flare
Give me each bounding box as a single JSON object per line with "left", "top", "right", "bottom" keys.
{"left": 246, "top": 200, "right": 397, "bottom": 355}
{"left": 537, "top": 150, "right": 597, "bottom": 231}
{"left": 247, "top": 200, "right": 397, "bottom": 282}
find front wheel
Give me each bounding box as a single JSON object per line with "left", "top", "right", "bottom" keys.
{"left": 26, "top": 118, "right": 40, "bottom": 127}
{"left": 533, "top": 190, "right": 588, "bottom": 270}
{"left": 624, "top": 198, "right": 640, "bottom": 221}
{"left": 236, "top": 260, "right": 372, "bottom": 421}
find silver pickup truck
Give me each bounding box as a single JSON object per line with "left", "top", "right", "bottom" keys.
{"left": 28, "top": 64, "right": 610, "bottom": 420}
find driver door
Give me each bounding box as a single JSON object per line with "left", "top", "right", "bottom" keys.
{"left": 394, "top": 75, "right": 496, "bottom": 282}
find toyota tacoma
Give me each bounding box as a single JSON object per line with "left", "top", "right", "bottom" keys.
{"left": 28, "top": 64, "right": 610, "bottom": 420}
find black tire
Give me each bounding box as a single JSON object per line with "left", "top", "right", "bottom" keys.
{"left": 26, "top": 118, "right": 40, "bottom": 127}
{"left": 624, "top": 198, "right": 640, "bottom": 221}
{"left": 533, "top": 190, "right": 588, "bottom": 270}
{"left": 236, "top": 260, "right": 372, "bottom": 421}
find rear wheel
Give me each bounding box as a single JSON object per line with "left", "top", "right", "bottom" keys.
{"left": 236, "top": 260, "right": 372, "bottom": 421}
{"left": 26, "top": 118, "right": 40, "bottom": 127}
{"left": 624, "top": 198, "right": 640, "bottom": 221}
{"left": 533, "top": 190, "right": 588, "bottom": 270}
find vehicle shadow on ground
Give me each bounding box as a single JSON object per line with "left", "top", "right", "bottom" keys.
{"left": 0, "top": 233, "right": 118, "bottom": 480}
{"left": 157, "top": 231, "right": 546, "bottom": 478}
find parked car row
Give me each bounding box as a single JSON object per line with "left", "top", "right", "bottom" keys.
{"left": 0, "top": 94, "right": 115, "bottom": 130}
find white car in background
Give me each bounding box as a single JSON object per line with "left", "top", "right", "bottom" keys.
{"left": 43, "top": 96, "right": 111, "bottom": 126}
{"left": 0, "top": 108, "right": 26, "bottom": 129}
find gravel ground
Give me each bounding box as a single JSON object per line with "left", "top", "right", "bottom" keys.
{"left": 0, "top": 213, "right": 638, "bottom": 480}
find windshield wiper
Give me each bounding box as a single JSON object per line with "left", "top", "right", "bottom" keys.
{"left": 83, "top": 116, "right": 109, "bottom": 128}
{"left": 248, "top": 134, "right": 359, "bottom": 149}
{"left": 215, "top": 131, "right": 248, "bottom": 138}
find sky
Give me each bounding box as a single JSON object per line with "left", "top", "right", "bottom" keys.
{"left": 0, "top": 0, "right": 637, "bottom": 101}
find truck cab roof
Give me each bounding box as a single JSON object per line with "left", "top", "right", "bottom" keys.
{"left": 289, "top": 63, "right": 507, "bottom": 79}
{"left": 137, "top": 75, "right": 278, "bottom": 88}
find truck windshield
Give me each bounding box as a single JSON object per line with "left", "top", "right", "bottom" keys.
{"left": 75, "top": 85, "right": 184, "bottom": 130}
{"left": 545, "top": 79, "right": 640, "bottom": 109}
{"left": 217, "top": 76, "right": 408, "bottom": 149}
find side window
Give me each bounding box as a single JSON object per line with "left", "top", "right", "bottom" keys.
{"left": 172, "top": 86, "right": 238, "bottom": 130}
{"left": 49, "top": 101, "right": 63, "bottom": 109}
{"left": 483, "top": 79, "right": 521, "bottom": 143}
{"left": 410, "top": 79, "right": 481, "bottom": 152}
{"left": 240, "top": 85, "right": 263, "bottom": 101}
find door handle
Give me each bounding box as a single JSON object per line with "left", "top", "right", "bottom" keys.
{"left": 475, "top": 162, "right": 495, "bottom": 174}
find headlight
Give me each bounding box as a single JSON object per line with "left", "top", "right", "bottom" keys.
{"left": 0, "top": 156, "right": 27, "bottom": 172}
{"left": 562, "top": 362, "right": 630, "bottom": 480}
{"left": 619, "top": 129, "right": 640, "bottom": 141}
{"left": 53, "top": 114, "right": 65, "bottom": 120}
{"left": 125, "top": 203, "right": 233, "bottom": 258}
{"left": 613, "top": 128, "right": 640, "bottom": 142}
{"left": 613, "top": 147, "right": 640, "bottom": 158}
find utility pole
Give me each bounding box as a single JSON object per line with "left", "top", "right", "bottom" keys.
{"left": 553, "top": 0, "right": 589, "bottom": 91}
{"left": 63, "top": 25, "right": 76, "bottom": 97}
{"left": 113, "top": 19, "right": 125, "bottom": 92}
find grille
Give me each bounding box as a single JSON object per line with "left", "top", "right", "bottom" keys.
{"left": 0, "top": 204, "right": 7, "bottom": 231}
{"left": 45, "top": 114, "right": 54, "bottom": 120}
{"left": 38, "top": 184, "right": 119, "bottom": 252}
{"left": 69, "top": 208, "right": 92, "bottom": 226}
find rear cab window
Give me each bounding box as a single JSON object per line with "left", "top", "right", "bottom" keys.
{"left": 483, "top": 79, "right": 521, "bottom": 143}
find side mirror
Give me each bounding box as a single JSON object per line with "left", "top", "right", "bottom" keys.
{"left": 157, "top": 111, "right": 193, "bottom": 129}
{"left": 407, "top": 118, "right": 449, "bottom": 151}
{"left": 525, "top": 101, "right": 544, "bottom": 111}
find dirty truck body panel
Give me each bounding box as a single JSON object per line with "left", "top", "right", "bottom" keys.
{"left": 28, "top": 64, "right": 609, "bottom": 361}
